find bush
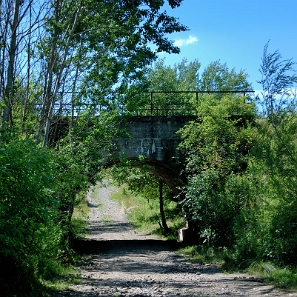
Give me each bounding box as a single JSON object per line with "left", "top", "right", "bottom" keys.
{"left": 182, "top": 170, "right": 255, "bottom": 247}
{"left": 0, "top": 134, "right": 62, "bottom": 295}
{"left": 179, "top": 94, "right": 257, "bottom": 247}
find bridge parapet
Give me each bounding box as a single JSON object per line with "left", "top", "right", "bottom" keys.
{"left": 110, "top": 115, "right": 195, "bottom": 163}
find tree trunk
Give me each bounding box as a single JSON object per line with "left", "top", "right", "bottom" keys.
{"left": 159, "top": 179, "right": 169, "bottom": 232}
{"left": 2, "top": 0, "right": 20, "bottom": 129}
{"left": 42, "top": 2, "right": 82, "bottom": 147}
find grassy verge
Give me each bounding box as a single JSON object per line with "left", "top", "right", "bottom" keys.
{"left": 110, "top": 183, "right": 184, "bottom": 240}
{"left": 178, "top": 245, "right": 297, "bottom": 290}
{"left": 43, "top": 266, "right": 81, "bottom": 294}
{"left": 178, "top": 245, "right": 227, "bottom": 266}
{"left": 247, "top": 263, "right": 297, "bottom": 290}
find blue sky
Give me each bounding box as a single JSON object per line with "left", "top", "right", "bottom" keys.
{"left": 159, "top": 0, "right": 297, "bottom": 91}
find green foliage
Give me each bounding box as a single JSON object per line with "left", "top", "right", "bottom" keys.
{"left": 180, "top": 95, "right": 256, "bottom": 172}
{"left": 221, "top": 43, "right": 297, "bottom": 271}
{"left": 179, "top": 245, "right": 228, "bottom": 265}
{"left": 257, "top": 40, "right": 297, "bottom": 116}
{"left": 127, "top": 58, "right": 253, "bottom": 116}
{"left": 182, "top": 170, "right": 256, "bottom": 246}
{"left": 259, "top": 265, "right": 297, "bottom": 289}
{"left": 147, "top": 58, "right": 201, "bottom": 114}
{"left": 178, "top": 87, "right": 256, "bottom": 246}
{"left": 123, "top": 58, "right": 201, "bottom": 115}
{"left": 49, "top": 111, "right": 122, "bottom": 249}
{"left": 107, "top": 158, "right": 185, "bottom": 237}
{"left": 177, "top": 63, "right": 256, "bottom": 247}
{"left": 0, "top": 133, "right": 63, "bottom": 295}
{"left": 237, "top": 116, "right": 297, "bottom": 266}
{"left": 70, "top": 0, "right": 188, "bottom": 112}
{"left": 199, "top": 60, "right": 252, "bottom": 91}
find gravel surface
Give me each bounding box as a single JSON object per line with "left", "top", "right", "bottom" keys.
{"left": 59, "top": 183, "right": 297, "bottom": 297}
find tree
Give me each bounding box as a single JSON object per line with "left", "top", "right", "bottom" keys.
{"left": 69, "top": 0, "right": 188, "bottom": 116}
{"left": 43, "top": 0, "right": 188, "bottom": 241}
{"left": 148, "top": 58, "right": 201, "bottom": 115}
{"left": 0, "top": 0, "right": 187, "bottom": 136}
{"left": 124, "top": 58, "right": 201, "bottom": 115}
{"left": 36, "top": 0, "right": 83, "bottom": 146}
{"left": 125, "top": 59, "right": 253, "bottom": 116}
{"left": 0, "top": 0, "right": 41, "bottom": 129}
{"left": 0, "top": 0, "right": 188, "bottom": 237}
{"left": 177, "top": 64, "right": 256, "bottom": 245}
{"left": 199, "top": 60, "right": 251, "bottom": 91}
{"left": 258, "top": 41, "right": 297, "bottom": 117}
{"left": 109, "top": 161, "right": 177, "bottom": 234}
{"left": 147, "top": 58, "right": 200, "bottom": 91}
{"left": 207, "top": 43, "right": 297, "bottom": 266}
{"left": 179, "top": 95, "right": 256, "bottom": 245}
{"left": 246, "top": 42, "right": 297, "bottom": 265}
{"left": 1, "top": 0, "right": 20, "bottom": 129}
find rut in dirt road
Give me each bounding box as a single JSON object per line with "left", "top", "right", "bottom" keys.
{"left": 58, "top": 183, "right": 297, "bottom": 297}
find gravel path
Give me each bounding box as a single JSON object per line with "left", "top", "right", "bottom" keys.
{"left": 60, "top": 183, "right": 297, "bottom": 297}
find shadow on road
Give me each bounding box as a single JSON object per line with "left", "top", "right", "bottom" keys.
{"left": 59, "top": 238, "right": 277, "bottom": 297}
{"left": 73, "top": 237, "right": 180, "bottom": 255}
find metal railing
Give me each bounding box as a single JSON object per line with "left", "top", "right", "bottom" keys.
{"left": 35, "top": 90, "right": 255, "bottom": 117}
{"left": 135, "top": 90, "right": 255, "bottom": 116}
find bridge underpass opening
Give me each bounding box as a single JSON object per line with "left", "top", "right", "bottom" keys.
{"left": 100, "top": 115, "right": 193, "bottom": 196}
{"left": 102, "top": 156, "right": 185, "bottom": 238}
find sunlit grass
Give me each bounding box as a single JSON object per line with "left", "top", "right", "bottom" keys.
{"left": 179, "top": 245, "right": 297, "bottom": 290}
{"left": 43, "top": 265, "right": 81, "bottom": 294}
{"left": 110, "top": 184, "right": 184, "bottom": 239}
{"left": 178, "top": 245, "right": 227, "bottom": 266}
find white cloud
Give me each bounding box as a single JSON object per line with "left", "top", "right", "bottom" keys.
{"left": 174, "top": 35, "right": 198, "bottom": 47}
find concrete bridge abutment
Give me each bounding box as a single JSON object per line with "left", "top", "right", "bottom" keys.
{"left": 111, "top": 115, "right": 195, "bottom": 164}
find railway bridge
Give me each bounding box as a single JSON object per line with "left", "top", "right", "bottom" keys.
{"left": 49, "top": 90, "right": 254, "bottom": 192}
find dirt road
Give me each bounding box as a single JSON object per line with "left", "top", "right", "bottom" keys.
{"left": 59, "top": 183, "right": 297, "bottom": 297}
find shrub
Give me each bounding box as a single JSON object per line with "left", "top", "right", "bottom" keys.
{"left": 0, "top": 134, "right": 62, "bottom": 295}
